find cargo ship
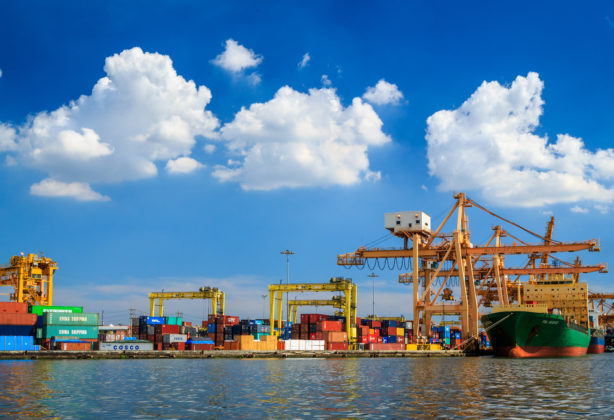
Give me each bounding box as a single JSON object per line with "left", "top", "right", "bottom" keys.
{"left": 588, "top": 309, "right": 605, "bottom": 354}
{"left": 481, "top": 275, "right": 590, "bottom": 358}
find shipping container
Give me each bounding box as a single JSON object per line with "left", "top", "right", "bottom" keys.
{"left": 99, "top": 341, "right": 154, "bottom": 351}
{"left": 0, "top": 325, "right": 35, "bottom": 336}
{"left": 30, "top": 306, "right": 83, "bottom": 316}
{"left": 0, "top": 313, "right": 37, "bottom": 325}
{"left": 55, "top": 341, "right": 92, "bottom": 351}
{"left": 145, "top": 316, "right": 165, "bottom": 325}
{"left": 42, "top": 325, "right": 99, "bottom": 339}
{"left": 0, "top": 302, "right": 28, "bottom": 313}
{"left": 318, "top": 320, "right": 342, "bottom": 332}
{"left": 154, "top": 324, "right": 180, "bottom": 335}
{"left": 326, "top": 342, "right": 348, "bottom": 350}
{"left": 162, "top": 334, "right": 188, "bottom": 343}
{"left": 43, "top": 312, "right": 98, "bottom": 326}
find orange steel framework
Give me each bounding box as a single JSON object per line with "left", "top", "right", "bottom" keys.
{"left": 589, "top": 292, "right": 614, "bottom": 328}
{"left": 337, "top": 193, "right": 607, "bottom": 346}
{"left": 0, "top": 253, "right": 58, "bottom": 306}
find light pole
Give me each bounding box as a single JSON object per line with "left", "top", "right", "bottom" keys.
{"left": 368, "top": 272, "right": 378, "bottom": 318}
{"left": 281, "top": 250, "right": 295, "bottom": 325}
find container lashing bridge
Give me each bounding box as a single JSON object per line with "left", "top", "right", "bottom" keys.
{"left": 0, "top": 253, "right": 57, "bottom": 306}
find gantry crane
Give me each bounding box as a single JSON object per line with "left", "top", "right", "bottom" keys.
{"left": 337, "top": 193, "right": 606, "bottom": 346}
{"left": 268, "top": 277, "right": 357, "bottom": 343}
{"left": 589, "top": 292, "right": 614, "bottom": 328}
{"left": 0, "top": 253, "right": 57, "bottom": 306}
{"left": 288, "top": 296, "right": 347, "bottom": 324}
{"left": 149, "top": 286, "right": 225, "bottom": 317}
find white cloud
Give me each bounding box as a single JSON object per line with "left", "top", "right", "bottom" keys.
{"left": 246, "top": 72, "right": 262, "bottom": 85}
{"left": 30, "top": 178, "right": 110, "bottom": 202}
{"left": 213, "top": 86, "right": 390, "bottom": 190}
{"left": 298, "top": 53, "right": 310, "bottom": 69}
{"left": 570, "top": 205, "right": 589, "bottom": 213}
{"left": 426, "top": 72, "right": 614, "bottom": 207}
{"left": 211, "top": 39, "right": 262, "bottom": 73}
{"left": 594, "top": 204, "right": 609, "bottom": 214}
{"left": 165, "top": 156, "right": 203, "bottom": 174}
{"left": 321, "top": 74, "right": 332, "bottom": 87}
{"left": 3, "top": 47, "right": 219, "bottom": 200}
{"left": 204, "top": 144, "right": 216, "bottom": 154}
{"left": 0, "top": 124, "right": 17, "bottom": 151}
{"left": 363, "top": 79, "right": 404, "bottom": 105}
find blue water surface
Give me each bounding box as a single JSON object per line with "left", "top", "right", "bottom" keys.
{"left": 0, "top": 354, "right": 612, "bottom": 418}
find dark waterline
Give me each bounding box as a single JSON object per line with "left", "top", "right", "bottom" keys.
{"left": 0, "top": 355, "right": 612, "bottom": 418}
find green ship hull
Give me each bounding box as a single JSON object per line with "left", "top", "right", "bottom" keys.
{"left": 482, "top": 310, "right": 590, "bottom": 358}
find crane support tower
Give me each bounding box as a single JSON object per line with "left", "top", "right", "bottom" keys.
{"left": 288, "top": 296, "right": 347, "bottom": 324}
{"left": 149, "top": 287, "right": 225, "bottom": 317}
{"left": 0, "top": 253, "right": 57, "bottom": 306}
{"left": 268, "top": 277, "right": 357, "bottom": 343}
{"left": 337, "top": 192, "right": 606, "bottom": 348}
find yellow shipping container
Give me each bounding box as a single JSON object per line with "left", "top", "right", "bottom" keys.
{"left": 396, "top": 327, "right": 404, "bottom": 336}
{"left": 406, "top": 344, "right": 418, "bottom": 351}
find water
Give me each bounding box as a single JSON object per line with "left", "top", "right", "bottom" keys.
{"left": 1, "top": 354, "right": 613, "bottom": 418}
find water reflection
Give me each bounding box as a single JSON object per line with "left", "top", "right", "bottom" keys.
{"left": 0, "top": 355, "right": 612, "bottom": 418}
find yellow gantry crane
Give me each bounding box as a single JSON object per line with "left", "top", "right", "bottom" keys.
{"left": 268, "top": 277, "right": 357, "bottom": 342}
{"left": 288, "top": 296, "right": 347, "bottom": 324}
{"left": 0, "top": 253, "right": 57, "bottom": 306}
{"left": 149, "top": 286, "right": 225, "bottom": 317}
{"left": 338, "top": 193, "right": 606, "bottom": 345}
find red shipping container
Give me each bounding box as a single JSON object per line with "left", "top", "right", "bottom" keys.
{"left": 377, "top": 336, "right": 383, "bottom": 343}
{"left": 358, "top": 335, "right": 368, "bottom": 344}
{"left": 56, "top": 342, "right": 91, "bottom": 351}
{"left": 187, "top": 343, "right": 215, "bottom": 351}
{"left": 358, "top": 326, "right": 369, "bottom": 336}
{"left": 147, "top": 334, "right": 155, "bottom": 342}
{"left": 326, "top": 342, "right": 348, "bottom": 350}
{"left": 300, "top": 324, "right": 309, "bottom": 334}
{"left": 277, "top": 340, "right": 285, "bottom": 350}
{"left": 368, "top": 334, "right": 376, "bottom": 343}
{"left": 300, "top": 314, "right": 310, "bottom": 324}
{"left": 308, "top": 314, "right": 328, "bottom": 324}
{"left": 355, "top": 317, "right": 361, "bottom": 326}
{"left": 318, "top": 320, "right": 342, "bottom": 332}
{"left": 309, "top": 333, "right": 317, "bottom": 340}
{"left": 373, "top": 329, "right": 380, "bottom": 337}
{"left": 156, "top": 343, "right": 162, "bottom": 350}
{"left": 208, "top": 314, "right": 216, "bottom": 324}
{"left": 0, "top": 313, "right": 37, "bottom": 325}
{"left": 176, "top": 342, "right": 185, "bottom": 351}
{"left": 315, "top": 332, "right": 324, "bottom": 340}
{"left": 0, "top": 302, "right": 28, "bottom": 313}
{"left": 183, "top": 321, "right": 192, "bottom": 327}
{"left": 202, "top": 321, "right": 208, "bottom": 328}
{"left": 155, "top": 324, "right": 180, "bottom": 335}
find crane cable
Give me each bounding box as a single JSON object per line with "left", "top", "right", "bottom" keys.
{"left": 467, "top": 197, "right": 561, "bottom": 244}
{"left": 456, "top": 312, "right": 514, "bottom": 350}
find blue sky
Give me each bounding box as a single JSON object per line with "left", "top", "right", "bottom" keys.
{"left": 0, "top": 2, "right": 613, "bottom": 323}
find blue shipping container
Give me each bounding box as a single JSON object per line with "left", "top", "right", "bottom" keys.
{"left": 207, "top": 323, "right": 216, "bottom": 333}
{"left": 0, "top": 335, "right": 33, "bottom": 351}
{"left": 146, "top": 317, "right": 165, "bottom": 325}
{"left": 0, "top": 325, "right": 35, "bottom": 336}
{"left": 388, "top": 335, "right": 397, "bottom": 343}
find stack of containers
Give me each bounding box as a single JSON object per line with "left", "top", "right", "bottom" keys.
{"left": 450, "top": 328, "right": 462, "bottom": 347}
{"left": 0, "top": 302, "right": 39, "bottom": 351}
{"left": 214, "top": 315, "right": 239, "bottom": 347}
{"left": 359, "top": 318, "right": 407, "bottom": 350}
{"left": 41, "top": 310, "right": 99, "bottom": 350}
{"left": 438, "top": 326, "right": 451, "bottom": 346}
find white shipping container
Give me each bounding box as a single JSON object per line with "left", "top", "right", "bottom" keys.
{"left": 99, "top": 342, "right": 153, "bottom": 351}
{"left": 162, "top": 334, "right": 188, "bottom": 343}
{"left": 147, "top": 325, "right": 155, "bottom": 335}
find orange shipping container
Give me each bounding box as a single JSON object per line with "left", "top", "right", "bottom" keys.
{"left": 0, "top": 313, "right": 37, "bottom": 325}
{"left": 326, "top": 331, "right": 348, "bottom": 343}
{"left": 0, "top": 302, "right": 28, "bottom": 313}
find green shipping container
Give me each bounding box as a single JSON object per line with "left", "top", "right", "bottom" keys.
{"left": 42, "top": 325, "right": 99, "bottom": 339}
{"left": 44, "top": 312, "right": 98, "bottom": 326}
{"left": 166, "top": 317, "right": 182, "bottom": 325}
{"left": 30, "top": 305, "right": 83, "bottom": 316}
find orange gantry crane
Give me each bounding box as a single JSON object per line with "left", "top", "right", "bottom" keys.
{"left": 589, "top": 292, "right": 614, "bottom": 328}
{"left": 0, "top": 253, "right": 58, "bottom": 306}
{"left": 337, "top": 193, "right": 607, "bottom": 345}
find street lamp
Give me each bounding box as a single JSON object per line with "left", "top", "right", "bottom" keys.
{"left": 368, "top": 272, "right": 378, "bottom": 318}
{"left": 281, "top": 249, "right": 295, "bottom": 325}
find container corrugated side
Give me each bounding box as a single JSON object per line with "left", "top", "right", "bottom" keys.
{"left": 42, "top": 325, "right": 99, "bottom": 339}
{"left": 43, "top": 312, "right": 98, "bottom": 326}
{"left": 30, "top": 306, "right": 83, "bottom": 316}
